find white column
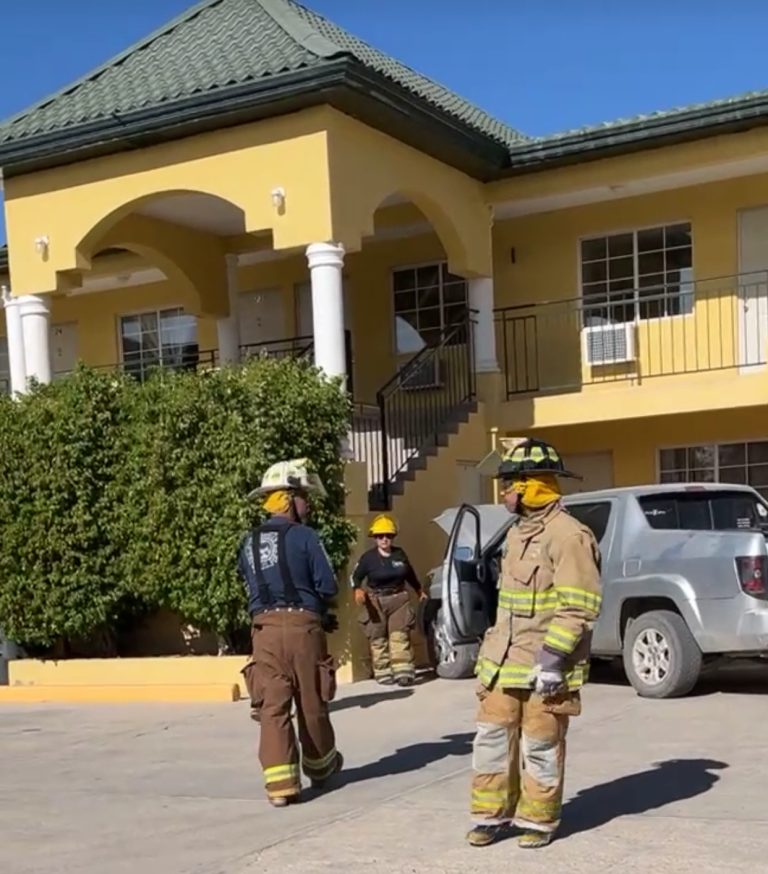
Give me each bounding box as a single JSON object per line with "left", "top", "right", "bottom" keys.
{"left": 216, "top": 254, "right": 241, "bottom": 365}
{"left": 2, "top": 287, "right": 27, "bottom": 394}
{"left": 19, "top": 294, "right": 52, "bottom": 386}
{"left": 468, "top": 276, "right": 499, "bottom": 372}
{"left": 306, "top": 242, "right": 346, "bottom": 383}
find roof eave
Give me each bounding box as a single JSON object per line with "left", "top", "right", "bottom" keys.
{"left": 0, "top": 58, "right": 507, "bottom": 181}
{"left": 503, "top": 97, "right": 768, "bottom": 175}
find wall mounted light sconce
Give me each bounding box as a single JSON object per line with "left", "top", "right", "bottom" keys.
{"left": 34, "top": 235, "right": 50, "bottom": 258}
{"left": 271, "top": 187, "right": 286, "bottom": 213}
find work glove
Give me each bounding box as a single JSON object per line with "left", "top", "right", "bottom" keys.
{"left": 528, "top": 664, "right": 565, "bottom": 696}
{"left": 321, "top": 612, "right": 339, "bottom": 634}
{"left": 353, "top": 588, "right": 367, "bottom": 607}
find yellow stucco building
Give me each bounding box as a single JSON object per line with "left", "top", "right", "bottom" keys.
{"left": 2, "top": 0, "right": 768, "bottom": 688}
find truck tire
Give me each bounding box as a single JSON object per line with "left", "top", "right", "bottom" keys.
{"left": 622, "top": 610, "right": 702, "bottom": 699}
{"left": 428, "top": 608, "right": 477, "bottom": 680}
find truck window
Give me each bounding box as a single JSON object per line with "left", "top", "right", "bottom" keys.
{"left": 639, "top": 490, "right": 768, "bottom": 531}
{"left": 566, "top": 501, "right": 612, "bottom": 542}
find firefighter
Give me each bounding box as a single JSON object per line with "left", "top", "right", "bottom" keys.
{"left": 238, "top": 458, "right": 343, "bottom": 808}
{"left": 350, "top": 514, "right": 426, "bottom": 686}
{"left": 466, "top": 438, "right": 602, "bottom": 849}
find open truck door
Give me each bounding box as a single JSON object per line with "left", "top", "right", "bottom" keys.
{"left": 440, "top": 503, "right": 492, "bottom": 642}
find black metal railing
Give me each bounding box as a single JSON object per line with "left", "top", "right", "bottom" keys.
{"left": 240, "top": 335, "right": 314, "bottom": 361}
{"left": 496, "top": 273, "right": 768, "bottom": 398}
{"left": 54, "top": 348, "right": 220, "bottom": 383}
{"left": 373, "top": 311, "right": 476, "bottom": 508}
{"left": 348, "top": 402, "right": 385, "bottom": 506}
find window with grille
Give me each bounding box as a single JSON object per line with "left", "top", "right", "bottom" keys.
{"left": 580, "top": 223, "right": 693, "bottom": 325}
{"left": 119, "top": 308, "right": 199, "bottom": 379}
{"left": 392, "top": 262, "right": 468, "bottom": 354}
{"left": 659, "top": 441, "right": 768, "bottom": 500}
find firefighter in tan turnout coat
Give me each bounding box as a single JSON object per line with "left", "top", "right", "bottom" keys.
{"left": 467, "top": 438, "right": 602, "bottom": 849}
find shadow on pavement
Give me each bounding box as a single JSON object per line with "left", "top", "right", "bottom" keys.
{"left": 330, "top": 688, "right": 414, "bottom": 713}
{"left": 589, "top": 659, "right": 768, "bottom": 696}
{"left": 316, "top": 732, "right": 472, "bottom": 795}
{"left": 560, "top": 758, "right": 729, "bottom": 838}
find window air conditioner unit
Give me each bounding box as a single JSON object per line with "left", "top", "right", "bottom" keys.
{"left": 401, "top": 356, "right": 442, "bottom": 390}
{"left": 582, "top": 322, "right": 636, "bottom": 366}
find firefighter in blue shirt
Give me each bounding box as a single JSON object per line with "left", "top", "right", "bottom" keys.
{"left": 238, "top": 459, "right": 343, "bottom": 807}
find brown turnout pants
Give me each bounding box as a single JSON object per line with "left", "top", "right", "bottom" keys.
{"left": 249, "top": 610, "right": 339, "bottom": 800}
{"left": 470, "top": 686, "right": 581, "bottom": 833}
{"left": 358, "top": 589, "right": 415, "bottom": 682}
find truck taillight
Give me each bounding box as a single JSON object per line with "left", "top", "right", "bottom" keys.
{"left": 736, "top": 556, "right": 768, "bottom": 596}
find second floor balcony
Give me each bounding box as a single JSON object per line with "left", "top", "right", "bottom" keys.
{"left": 496, "top": 272, "right": 768, "bottom": 402}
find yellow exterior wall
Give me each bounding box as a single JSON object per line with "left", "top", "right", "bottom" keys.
{"left": 4, "top": 108, "right": 338, "bottom": 298}
{"left": 493, "top": 171, "right": 768, "bottom": 429}
{"left": 392, "top": 404, "right": 493, "bottom": 584}
{"left": 520, "top": 404, "right": 768, "bottom": 489}
{"left": 325, "top": 109, "right": 492, "bottom": 278}
{"left": 488, "top": 125, "right": 768, "bottom": 206}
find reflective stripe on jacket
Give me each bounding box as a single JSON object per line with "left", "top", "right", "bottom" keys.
{"left": 476, "top": 502, "right": 602, "bottom": 690}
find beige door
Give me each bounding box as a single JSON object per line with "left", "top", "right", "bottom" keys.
{"left": 238, "top": 288, "right": 285, "bottom": 352}
{"left": 560, "top": 451, "right": 615, "bottom": 495}
{"left": 457, "top": 460, "right": 485, "bottom": 505}
{"left": 50, "top": 323, "right": 78, "bottom": 378}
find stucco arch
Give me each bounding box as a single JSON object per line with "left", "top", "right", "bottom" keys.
{"left": 74, "top": 189, "right": 246, "bottom": 271}
{"left": 72, "top": 213, "right": 229, "bottom": 317}
{"left": 326, "top": 111, "right": 493, "bottom": 278}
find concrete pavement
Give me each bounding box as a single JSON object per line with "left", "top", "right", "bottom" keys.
{"left": 1, "top": 666, "right": 767, "bottom": 873}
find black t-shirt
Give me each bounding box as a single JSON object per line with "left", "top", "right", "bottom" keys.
{"left": 351, "top": 546, "right": 421, "bottom": 593}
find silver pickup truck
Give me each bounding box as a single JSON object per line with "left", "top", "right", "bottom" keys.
{"left": 422, "top": 483, "right": 768, "bottom": 699}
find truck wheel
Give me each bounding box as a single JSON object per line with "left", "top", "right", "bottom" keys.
{"left": 622, "top": 610, "right": 702, "bottom": 699}
{"left": 428, "top": 609, "right": 477, "bottom": 680}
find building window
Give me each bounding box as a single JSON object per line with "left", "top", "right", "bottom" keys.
{"left": 392, "top": 262, "right": 468, "bottom": 354}
{"left": 119, "top": 308, "right": 199, "bottom": 379}
{"left": 580, "top": 223, "right": 693, "bottom": 324}
{"left": 659, "top": 441, "right": 768, "bottom": 500}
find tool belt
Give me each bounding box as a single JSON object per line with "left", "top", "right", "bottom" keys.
{"left": 252, "top": 606, "right": 315, "bottom": 617}
{"left": 369, "top": 585, "right": 406, "bottom": 598}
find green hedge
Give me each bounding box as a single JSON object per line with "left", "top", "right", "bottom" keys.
{"left": 0, "top": 358, "right": 357, "bottom": 655}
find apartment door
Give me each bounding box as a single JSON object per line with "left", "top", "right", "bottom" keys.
{"left": 50, "top": 323, "right": 78, "bottom": 378}
{"left": 560, "top": 451, "right": 615, "bottom": 496}
{"left": 737, "top": 207, "right": 768, "bottom": 368}
{"left": 456, "top": 460, "right": 485, "bottom": 505}
{"left": 238, "top": 288, "right": 285, "bottom": 352}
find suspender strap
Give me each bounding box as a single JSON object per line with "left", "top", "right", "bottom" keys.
{"left": 249, "top": 533, "right": 274, "bottom": 608}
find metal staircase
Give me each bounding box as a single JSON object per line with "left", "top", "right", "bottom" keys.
{"left": 349, "top": 313, "right": 477, "bottom": 510}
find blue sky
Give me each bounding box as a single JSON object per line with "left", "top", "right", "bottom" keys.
{"left": 1, "top": 0, "right": 768, "bottom": 241}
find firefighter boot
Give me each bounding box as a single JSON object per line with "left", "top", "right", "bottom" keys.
{"left": 310, "top": 752, "right": 344, "bottom": 790}
{"left": 518, "top": 830, "right": 554, "bottom": 849}
{"left": 466, "top": 824, "right": 505, "bottom": 847}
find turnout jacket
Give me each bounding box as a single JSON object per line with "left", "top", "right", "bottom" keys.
{"left": 476, "top": 501, "right": 602, "bottom": 691}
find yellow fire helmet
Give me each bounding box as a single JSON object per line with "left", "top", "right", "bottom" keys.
{"left": 368, "top": 514, "right": 398, "bottom": 537}
{"left": 247, "top": 458, "right": 327, "bottom": 500}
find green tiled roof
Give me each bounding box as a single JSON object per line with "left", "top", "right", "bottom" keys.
{"left": 504, "top": 87, "right": 768, "bottom": 168}
{"left": 0, "top": 0, "right": 525, "bottom": 149}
